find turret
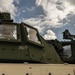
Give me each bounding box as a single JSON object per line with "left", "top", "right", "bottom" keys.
{"left": 0, "top": 12, "right": 13, "bottom": 22}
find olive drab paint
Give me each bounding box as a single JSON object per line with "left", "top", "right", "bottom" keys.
{"left": 0, "top": 12, "right": 63, "bottom": 63}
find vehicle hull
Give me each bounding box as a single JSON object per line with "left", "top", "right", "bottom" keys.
{"left": 0, "top": 63, "right": 75, "bottom": 75}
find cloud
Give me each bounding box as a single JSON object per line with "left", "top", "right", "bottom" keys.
{"left": 23, "top": 18, "right": 43, "bottom": 33}
{"left": 63, "top": 45, "right": 71, "bottom": 57}
{"left": 43, "top": 30, "right": 57, "bottom": 40}
{"left": 23, "top": 0, "right": 75, "bottom": 31}
{"left": 21, "top": 6, "right": 36, "bottom": 14}
{"left": 23, "top": 18, "right": 41, "bottom": 25}
{"left": 26, "top": 6, "right": 36, "bottom": 12}
{"left": 67, "top": 0, "right": 75, "bottom": 5}
{"left": 0, "top": 0, "right": 17, "bottom": 18}
{"left": 14, "top": 0, "right": 20, "bottom": 4}
{"left": 22, "top": 9, "right": 26, "bottom": 13}
{"left": 36, "top": 0, "right": 75, "bottom": 25}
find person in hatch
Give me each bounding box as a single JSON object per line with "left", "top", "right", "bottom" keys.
{"left": 27, "top": 28, "right": 41, "bottom": 44}
{"left": 2, "top": 25, "right": 14, "bottom": 39}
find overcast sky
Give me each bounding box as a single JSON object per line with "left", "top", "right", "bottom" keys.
{"left": 0, "top": 0, "right": 75, "bottom": 41}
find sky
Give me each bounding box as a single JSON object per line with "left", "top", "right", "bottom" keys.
{"left": 0, "top": 0, "right": 75, "bottom": 41}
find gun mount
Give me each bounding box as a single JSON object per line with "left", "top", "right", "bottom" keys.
{"left": 47, "top": 29, "right": 75, "bottom": 64}
{"left": 63, "top": 29, "right": 75, "bottom": 40}
{"left": 62, "top": 30, "right": 75, "bottom": 63}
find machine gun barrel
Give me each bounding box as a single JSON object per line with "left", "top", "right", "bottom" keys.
{"left": 61, "top": 41, "right": 72, "bottom": 46}
{"left": 70, "top": 35, "right": 75, "bottom": 39}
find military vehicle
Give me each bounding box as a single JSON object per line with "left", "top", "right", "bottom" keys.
{"left": 0, "top": 12, "right": 75, "bottom": 75}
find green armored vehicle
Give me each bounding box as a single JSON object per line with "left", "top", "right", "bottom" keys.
{"left": 0, "top": 12, "right": 63, "bottom": 63}
{"left": 0, "top": 12, "right": 75, "bottom": 75}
